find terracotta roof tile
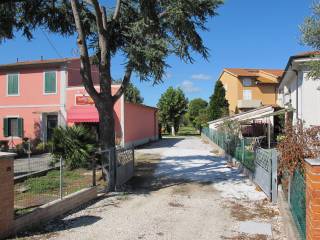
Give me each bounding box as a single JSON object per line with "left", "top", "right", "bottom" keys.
{"left": 294, "top": 51, "right": 320, "bottom": 57}
{"left": 0, "top": 58, "right": 79, "bottom": 70}
{"left": 224, "top": 68, "right": 284, "bottom": 79}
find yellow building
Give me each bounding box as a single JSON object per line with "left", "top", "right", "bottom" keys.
{"left": 219, "top": 68, "right": 284, "bottom": 114}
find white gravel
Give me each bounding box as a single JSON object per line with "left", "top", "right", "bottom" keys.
{"left": 20, "top": 136, "right": 287, "bottom": 240}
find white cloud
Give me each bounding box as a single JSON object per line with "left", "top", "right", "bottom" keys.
{"left": 191, "top": 74, "right": 212, "bottom": 81}
{"left": 180, "top": 80, "right": 201, "bottom": 93}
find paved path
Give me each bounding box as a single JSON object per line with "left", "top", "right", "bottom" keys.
{"left": 14, "top": 154, "right": 53, "bottom": 176}
{"left": 17, "top": 137, "right": 287, "bottom": 240}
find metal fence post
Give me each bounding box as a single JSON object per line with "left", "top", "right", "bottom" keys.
{"left": 242, "top": 139, "right": 245, "bottom": 163}
{"left": 271, "top": 149, "right": 278, "bottom": 204}
{"left": 108, "top": 148, "right": 116, "bottom": 191}
{"left": 92, "top": 156, "right": 96, "bottom": 187}
{"left": 27, "top": 140, "right": 31, "bottom": 173}
{"left": 59, "top": 157, "right": 63, "bottom": 199}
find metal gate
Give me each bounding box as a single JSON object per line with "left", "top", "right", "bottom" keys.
{"left": 116, "top": 147, "right": 134, "bottom": 186}
{"left": 96, "top": 147, "right": 135, "bottom": 190}
{"left": 254, "top": 147, "right": 278, "bottom": 203}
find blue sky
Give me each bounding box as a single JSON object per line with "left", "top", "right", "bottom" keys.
{"left": 0, "top": 0, "right": 313, "bottom": 107}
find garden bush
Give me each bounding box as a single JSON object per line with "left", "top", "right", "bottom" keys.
{"left": 51, "top": 125, "right": 97, "bottom": 170}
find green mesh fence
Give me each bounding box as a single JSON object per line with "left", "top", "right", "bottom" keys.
{"left": 290, "top": 169, "right": 306, "bottom": 240}
{"left": 202, "top": 128, "right": 255, "bottom": 171}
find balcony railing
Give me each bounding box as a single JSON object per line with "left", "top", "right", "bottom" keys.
{"left": 237, "top": 99, "right": 262, "bottom": 109}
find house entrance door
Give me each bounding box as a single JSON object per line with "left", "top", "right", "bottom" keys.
{"left": 47, "top": 115, "right": 58, "bottom": 141}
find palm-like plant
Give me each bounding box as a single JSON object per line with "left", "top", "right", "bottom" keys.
{"left": 51, "top": 125, "right": 97, "bottom": 170}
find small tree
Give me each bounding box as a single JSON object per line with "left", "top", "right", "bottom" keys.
{"left": 194, "top": 108, "right": 209, "bottom": 131}
{"left": 208, "top": 80, "right": 229, "bottom": 120}
{"left": 300, "top": 2, "right": 320, "bottom": 79}
{"left": 157, "top": 87, "right": 188, "bottom": 136}
{"left": 188, "top": 98, "right": 208, "bottom": 129}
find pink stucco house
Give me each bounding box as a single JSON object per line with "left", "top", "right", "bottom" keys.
{"left": 0, "top": 58, "right": 158, "bottom": 148}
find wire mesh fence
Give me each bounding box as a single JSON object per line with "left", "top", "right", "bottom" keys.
{"left": 10, "top": 139, "right": 135, "bottom": 217}
{"left": 289, "top": 169, "right": 306, "bottom": 240}
{"left": 14, "top": 154, "right": 95, "bottom": 217}
{"left": 202, "top": 127, "right": 255, "bottom": 171}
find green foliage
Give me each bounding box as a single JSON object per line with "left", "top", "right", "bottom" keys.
{"left": 301, "top": 2, "right": 320, "bottom": 50}
{"left": 188, "top": 98, "right": 208, "bottom": 129}
{"left": 35, "top": 142, "right": 53, "bottom": 153}
{"left": 300, "top": 2, "right": 320, "bottom": 79}
{"left": 99, "top": 0, "right": 224, "bottom": 83}
{"left": 157, "top": 87, "right": 188, "bottom": 134}
{"left": 0, "top": 1, "right": 95, "bottom": 42}
{"left": 217, "top": 120, "right": 241, "bottom": 137}
{"left": 124, "top": 82, "right": 144, "bottom": 104}
{"left": 195, "top": 108, "right": 209, "bottom": 130}
{"left": 51, "top": 125, "right": 97, "bottom": 170}
{"left": 208, "top": 81, "right": 229, "bottom": 120}
{"left": 177, "top": 126, "right": 199, "bottom": 136}
{"left": 1, "top": 0, "right": 223, "bottom": 85}
{"left": 181, "top": 112, "right": 191, "bottom": 127}
{"left": 25, "top": 172, "right": 60, "bottom": 194}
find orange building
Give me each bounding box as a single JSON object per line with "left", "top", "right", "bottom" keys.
{"left": 218, "top": 68, "right": 284, "bottom": 114}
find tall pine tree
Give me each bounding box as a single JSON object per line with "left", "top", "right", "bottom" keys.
{"left": 208, "top": 81, "right": 229, "bottom": 120}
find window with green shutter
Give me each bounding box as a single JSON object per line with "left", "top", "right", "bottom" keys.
{"left": 7, "top": 73, "right": 19, "bottom": 95}
{"left": 44, "top": 71, "right": 57, "bottom": 94}
{"left": 3, "top": 118, "right": 9, "bottom": 137}
{"left": 3, "top": 118, "right": 24, "bottom": 137}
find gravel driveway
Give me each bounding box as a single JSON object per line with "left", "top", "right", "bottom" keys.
{"left": 16, "top": 137, "right": 287, "bottom": 240}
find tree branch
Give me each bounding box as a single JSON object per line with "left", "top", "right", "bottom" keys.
{"left": 113, "top": 0, "right": 121, "bottom": 20}
{"left": 88, "top": 0, "right": 112, "bottom": 95}
{"left": 89, "top": 0, "right": 105, "bottom": 34}
{"left": 112, "top": 66, "right": 133, "bottom": 102}
{"left": 70, "top": 0, "right": 99, "bottom": 100}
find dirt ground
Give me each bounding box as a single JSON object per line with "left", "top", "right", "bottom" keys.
{"left": 12, "top": 137, "right": 288, "bottom": 240}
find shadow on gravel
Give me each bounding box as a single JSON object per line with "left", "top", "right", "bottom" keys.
{"left": 48, "top": 215, "right": 102, "bottom": 231}
{"left": 135, "top": 137, "right": 184, "bottom": 149}
{"left": 126, "top": 141, "right": 245, "bottom": 195}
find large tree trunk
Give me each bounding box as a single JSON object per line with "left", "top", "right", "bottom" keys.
{"left": 71, "top": 0, "right": 132, "bottom": 192}
{"left": 96, "top": 96, "right": 116, "bottom": 191}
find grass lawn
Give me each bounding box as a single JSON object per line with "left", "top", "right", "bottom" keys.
{"left": 162, "top": 126, "right": 199, "bottom": 137}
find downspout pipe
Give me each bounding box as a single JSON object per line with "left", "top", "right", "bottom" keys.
{"left": 292, "top": 68, "right": 299, "bottom": 122}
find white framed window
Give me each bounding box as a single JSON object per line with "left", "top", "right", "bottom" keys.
{"left": 44, "top": 71, "right": 57, "bottom": 94}
{"left": 243, "top": 90, "right": 252, "bottom": 100}
{"left": 242, "top": 78, "right": 252, "bottom": 87}
{"left": 7, "top": 73, "right": 19, "bottom": 96}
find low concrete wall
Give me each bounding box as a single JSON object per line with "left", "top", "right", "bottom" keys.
{"left": 14, "top": 187, "right": 97, "bottom": 235}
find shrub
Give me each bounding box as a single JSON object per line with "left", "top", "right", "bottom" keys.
{"left": 51, "top": 125, "right": 97, "bottom": 170}
{"left": 278, "top": 122, "right": 320, "bottom": 175}
{"left": 35, "top": 142, "right": 53, "bottom": 153}
{"left": 14, "top": 143, "right": 27, "bottom": 158}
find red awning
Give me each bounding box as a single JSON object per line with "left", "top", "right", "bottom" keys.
{"left": 67, "top": 106, "right": 99, "bottom": 123}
